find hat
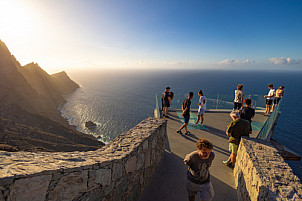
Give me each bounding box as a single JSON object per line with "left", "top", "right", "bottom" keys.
{"left": 166, "top": 87, "right": 170, "bottom": 90}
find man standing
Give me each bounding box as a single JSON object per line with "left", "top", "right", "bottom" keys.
{"left": 264, "top": 84, "right": 275, "bottom": 115}
{"left": 223, "top": 111, "right": 251, "bottom": 169}
{"left": 177, "top": 92, "right": 193, "bottom": 135}
{"left": 184, "top": 138, "right": 215, "bottom": 201}
{"left": 162, "top": 87, "right": 171, "bottom": 117}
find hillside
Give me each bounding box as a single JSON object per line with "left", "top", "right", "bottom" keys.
{"left": 0, "top": 39, "right": 104, "bottom": 151}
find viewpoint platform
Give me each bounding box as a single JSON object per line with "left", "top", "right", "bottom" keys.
{"left": 139, "top": 110, "right": 267, "bottom": 201}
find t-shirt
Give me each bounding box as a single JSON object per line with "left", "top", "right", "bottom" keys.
{"left": 234, "top": 90, "right": 244, "bottom": 103}
{"left": 182, "top": 98, "right": 191, "bottom": 115}
{"left": 240, "top": 107, "right": 255, "bottom": 122}
{"left": 267, "top": 89, "right": 275, "bottom": 100}
{"left": 184, "top": 151, "right": 215, "bottom": 184}
{"left": 227, "top": 119, "right": 251, "bottom": 145}
{"left": 199, "top": 96, "right": 207, "bottom": 110}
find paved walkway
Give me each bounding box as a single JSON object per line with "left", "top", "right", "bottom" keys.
{"left": 139, "top": 110, "right": 267, "bottom": 201}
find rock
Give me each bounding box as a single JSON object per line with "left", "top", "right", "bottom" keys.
{"left": 85, "top": 121, "right": 97, "bottom": 128}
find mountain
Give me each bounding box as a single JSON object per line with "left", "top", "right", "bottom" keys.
{"left": 0, "top": 39, "right": 104, "bottom": 151}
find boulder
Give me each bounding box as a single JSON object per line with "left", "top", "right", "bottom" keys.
{"left": 85, "top": 121, "right": 97, "bottom": 128}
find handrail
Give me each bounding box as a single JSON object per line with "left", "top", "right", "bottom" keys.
{"left": 256, "top": 99, "right": 282, "bottom": 141}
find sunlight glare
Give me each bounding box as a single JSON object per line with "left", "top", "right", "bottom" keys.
{"left": 0, "top": 0, "right": 36, "bottom": 41}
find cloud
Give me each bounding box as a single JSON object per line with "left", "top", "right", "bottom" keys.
{"left": 218, "top": 59, "right": 254, "bottom": 65}
{"left": 268, "top": 57, "right": 301, "bottom": 65}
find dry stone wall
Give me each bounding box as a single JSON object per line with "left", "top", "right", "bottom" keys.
{"left": 234, "top": 137, "right": 302, "bottom": 201}
{"left": 0, "top": 117, "right": 167, "bottom": 201}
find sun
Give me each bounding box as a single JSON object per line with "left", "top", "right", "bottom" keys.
{"left": 0, "top": 0, "right": 36, "bottom": 41}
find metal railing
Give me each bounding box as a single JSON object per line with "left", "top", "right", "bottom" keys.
{"left": 256, "top": 99, "right": 282, "bottom": 141}
{"left": 156, "top": 93, "right": 266, "bottom": 110}
{"left": 155, "top": 93, "right": 283, "bottom": 141}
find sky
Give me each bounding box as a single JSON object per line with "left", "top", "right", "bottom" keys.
{"left": 0, "top": 0, "right": 302, "bottom": 73}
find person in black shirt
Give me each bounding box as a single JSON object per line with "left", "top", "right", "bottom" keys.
{"left": 239, "top": 99, "right": 255, "bottom": 123}
{"left": 177, "top": 92, "right": 193, "bottom": 135}
{"left": 162, "top": 87, "right": 171, "bottom": 117}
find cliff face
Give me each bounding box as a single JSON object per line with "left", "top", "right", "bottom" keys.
{"left": 0, "top": 40, "right": 79, "bottom": 123}
{"left": 0, "top": 39, "right": 102, "bottom": 151}
{"left": 51, "top": 71, "right": 80, "bottom": 94}
{"left": 18, "top": 62, "right": 65, "bottom": 107}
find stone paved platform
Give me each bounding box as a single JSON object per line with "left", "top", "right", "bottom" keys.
{"left": 139, "top": 110, "right": 267, "bottom": 201}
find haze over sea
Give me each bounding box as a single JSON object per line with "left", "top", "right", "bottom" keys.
{"left": 61, "top": 69, "right": 302, "bottom": 179}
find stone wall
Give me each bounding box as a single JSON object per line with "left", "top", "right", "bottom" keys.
{"left": 0, "top": 117, "right": 167, "bottom": 201}
{"left": 234, "top": 137, "right": 302, "bottom": 200}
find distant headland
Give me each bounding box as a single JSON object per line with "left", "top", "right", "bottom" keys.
{"left": 0, "top": 39, "right": 104, "bottom": 152}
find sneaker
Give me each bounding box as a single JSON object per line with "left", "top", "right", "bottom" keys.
{"left": 176, "top": 130, "right": 182, "bottom": 134}
{"left": 227, "top": 163, "right": 235, "bottom": 169}
{"left": 185, "top": 131, "right": 191, "bottom": 135}
{"left": 223, "top": 160, "right": 231, "bottom": 165}
{"left": 199, "top": 123, "right": 203, "bottom": 127}
{"left": 192, "top": 123, "right": 197, "bottom": 126}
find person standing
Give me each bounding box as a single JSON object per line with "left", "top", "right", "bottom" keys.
{"left": 162, "top": 87, "right": 171, "bottom": 117}
{"left": 223, "top": 111, "right": 251, "bottom": 169}
{"left": 192, "top": 90, "right": 207, "bottom": 127}
{"left": 239, "top": 99, "right": 255, "bottom": 123}
{"left": 184, "top": 138, "right": 215, "bottom": 201}
{"left": 233, "top": 84, "right": 245, "bottom": 111}
{"left": 272, "top": 86, "right": 285, "bottom": 111}
{"left": 264, "top": 84, "right": 275, "bottom": 115}
{"left": 177, "top": 92, "right": 193, "bottom": 135}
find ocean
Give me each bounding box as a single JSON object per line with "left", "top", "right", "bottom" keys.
{"left": 60, "top": 69, "right": 302, "bottom": 179}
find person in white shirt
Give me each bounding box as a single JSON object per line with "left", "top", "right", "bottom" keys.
{"left": 192, "top": 90, "right": 207, "bottom": 127}
{"left": 264, "top": 84, "right": 275, "bottom": 115}
{"left": 233, "top": 84, "right": 245, "bottom": 111}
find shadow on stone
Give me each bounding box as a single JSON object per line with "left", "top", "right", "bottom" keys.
{"left": 139, "top": 150, "right": 237, "bottom": 201}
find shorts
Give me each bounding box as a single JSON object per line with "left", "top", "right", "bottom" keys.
{"left": 186, "top": 180, "right": 214, "bottom": 201}
{"left": 162, "top": 100, "right": 170, "bottom": 107}
{"left": 183, "top": 114, "right": 190, "bottom": 124}
{"left": 266, "top": 99, "right": 273, "bottom": 106}
{"left": 198, "top": 108, "right": 206, "bottom": 115}
{"left": 229, "top": 143, "right": 239, "bottom": 154}
{"left": 233, "top": 102, "right": 242, "bottom": 110}
{"left": 275, "top": 98, "right": 281, "bottom": 104}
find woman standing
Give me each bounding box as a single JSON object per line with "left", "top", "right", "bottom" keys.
{"left": 192, "top": 90, "right": 207, "bottom": 127}
{"left": 272, "top": 86, "right": 285, "bottom": 111}
{"left": 233, "top": 84, "right": 245, "bottom": 111}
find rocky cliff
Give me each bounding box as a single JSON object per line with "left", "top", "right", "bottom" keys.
{"left": 0, "top": 39, "right": 103, "bottom": 151}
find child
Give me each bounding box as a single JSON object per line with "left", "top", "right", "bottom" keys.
{"left": 192, "top": 90, "right": 207, "bottom": 127}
